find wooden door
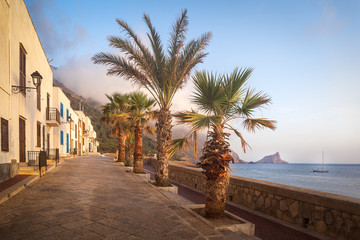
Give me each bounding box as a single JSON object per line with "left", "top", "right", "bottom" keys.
{"left": 47, "top": 134, "right": 50, "bottom": 153}
{"left": 42, "top": 126, "right": 45, "bottom": 150}
{"left": 46, "top": 93, "right": 50, "bottom": 119}
{"left": 19, "top": 118, "right": 26, "bottom": 162}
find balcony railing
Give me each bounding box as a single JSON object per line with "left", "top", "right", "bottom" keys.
{"left": 46, "top": 107, "right": 60, "bottom": 126}
{"left": 28, "top": 151, "right": 40, "bottom": 166}
{"left": 27, "top": 150, "right": 49, "bottom": 176}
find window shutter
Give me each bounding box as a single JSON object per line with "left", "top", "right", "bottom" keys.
{"left": 60, "top": 103, "right": 63, "bottom": 118}
{"left": 37, "top": 122, "right": 41, "bottom": 147}
{"left": 1, "top": 118, "right": 9, "bottom": 152}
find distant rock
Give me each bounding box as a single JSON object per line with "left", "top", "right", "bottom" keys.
{"left": 230, "top": 150, "right": 247, "bottom": 164}
{"left": 256, "top": 152, "right": 288, "bottom": 164}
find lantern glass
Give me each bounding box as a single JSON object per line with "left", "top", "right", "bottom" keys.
{"left": 31, "top": 71, "right": 43, "bottom": 88}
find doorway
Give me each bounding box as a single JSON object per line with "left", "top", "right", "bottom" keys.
{"left": 47, "top": 133, "right": 50, "bottom": 153}
{"left": 19, "top": 117, "right": 26, "bottom": 162}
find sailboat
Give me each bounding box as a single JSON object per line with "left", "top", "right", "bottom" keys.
{"left": 312, "top": 151, "right": 329, "bottom": 173}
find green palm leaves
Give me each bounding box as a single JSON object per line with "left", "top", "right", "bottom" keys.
{"left": 176, "top": 67, "right": 276, "bottom": 153}
{"left": 101, "top": 92, "right": 155, "bottom": 167}
{"left": 93, "top": 9, "right": 212, "bottom": 186}
{"left": 92, "top": 10, "right": 211, "bottom": 110}
{"left": 173, "top": 67, "right": 276, "bottom": 218}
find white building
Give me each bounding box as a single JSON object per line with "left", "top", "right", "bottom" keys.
{"left": 52, "top": 87, "right": 72, "bottom": 157}
{"left": 0, "top": 0, "right": 59, "bottom": 181}
{"left": 0, "top": 0, "right": 97, "bottom": 182}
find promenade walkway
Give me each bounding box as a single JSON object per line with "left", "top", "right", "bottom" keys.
{"left": 0, "top": 156, "right": 234, "bottom": 239}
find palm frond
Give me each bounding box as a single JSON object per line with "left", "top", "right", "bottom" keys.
{"left": 172, "top": 32, "right": 212, "bottom": 93}
{"left": 168, "top": 137, "right": 191, "bottom": 159}
{"left": 243, "top": 118, "right": 277, "bottom": 133}
{"left": 226, "top": 125, "right": 251, "bottom": 153}
{"left": 235, "top": 88, "right": 271, "bottom": 118}
{"left": 174, "top": 111, "right": 221, "bottom": 130}
{"left": 192, "top": 71, "right": 226, "bottom": 114}
{"left": 115, "top": 18, "right": 155, "bottom": 74}
{"left": 144, "top": 126, "right": 156, "bottom": 135}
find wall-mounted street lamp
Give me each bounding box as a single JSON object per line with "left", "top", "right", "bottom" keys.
{"left": 12, "top": 71, "right": 43, "bottom": 94}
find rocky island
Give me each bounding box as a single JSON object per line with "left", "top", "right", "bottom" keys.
{"left": 256, "top": 152, "right": 288, "bottom": 164}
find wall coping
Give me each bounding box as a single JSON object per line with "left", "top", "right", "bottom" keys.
{"left": 169, "top": 163, "right": 360, "bottom": 216}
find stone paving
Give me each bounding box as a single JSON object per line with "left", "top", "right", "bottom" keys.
{"left": 0, "top": 156, "right": 228, "bottom": 240}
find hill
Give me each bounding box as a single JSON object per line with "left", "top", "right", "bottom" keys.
{"left": 256, "top": 152, "right": 288, "bottom": 164}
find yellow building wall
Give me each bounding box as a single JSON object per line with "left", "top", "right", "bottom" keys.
{"left": 0, "top": 0, "right": 11, "bottom": 167}
{"left": 7, "top": 0, "right": 54, "bottom": 163}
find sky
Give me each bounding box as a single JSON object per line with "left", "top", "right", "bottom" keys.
{"left": 24, "top": 0, "right": 360, "bottom": 164}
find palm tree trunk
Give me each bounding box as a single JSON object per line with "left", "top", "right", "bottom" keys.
{"left": 205, "top": 176, "right": 228, "bottom": 218}
{"left": 201, "top": 126, "right": 232, "bottom": 218}
{"left": 125, "top": 143, "right": 133, "bottom": 166}
{"left": 133, "top": 125, "right": 143, "bottom": 173}
{"left": 117, "top": 131, "right": 125, "bottom": 162}
{"left": 155, "top": 108, "right": 172, "bottom": 186}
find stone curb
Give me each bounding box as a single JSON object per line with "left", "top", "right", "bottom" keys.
{"left": 0, "top": 162, "right": 60, "bottom": 205}
{"left": 183, "top": 204, "right": 255, "bottom": 236}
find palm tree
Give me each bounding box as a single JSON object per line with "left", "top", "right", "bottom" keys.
{"left": 124, "top": 130, "right": 134, "bottom": 167}
{"left": 174, "top": 68, "right": 276, "bottom": 218}
{"left": 92, "top": 10, "right": 212, "bottom": 186}
{"left": 102, "top": 93, "right": 130, "bottom": 162}
{"left": 127, "top": 92, "right": 156, "bottom": 173}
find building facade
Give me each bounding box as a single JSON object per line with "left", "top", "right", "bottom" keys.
{"left": 0, "top": 0, "right": 97, "bottom": 182}
{"left": 0, "top": 0, "right": 58, "bottom": 181}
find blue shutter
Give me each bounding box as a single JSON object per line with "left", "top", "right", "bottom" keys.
{"left": 66, "top": 109, "right": 69, "bottom": 121}
{"left": 60, "top": 131, "right": 63, "bottom": 145}
{"left": 60, "top": 103, "right": 63, "bottom": 118}
{"left": 66, "top": 134, "right": 69, "bottom": 153}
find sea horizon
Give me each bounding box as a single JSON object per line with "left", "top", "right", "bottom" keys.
{"left": 230, "top": 163, "right": 360, "bottom": 199}
{"left": 234, "top": 163, "right": 360, "bottom": 165}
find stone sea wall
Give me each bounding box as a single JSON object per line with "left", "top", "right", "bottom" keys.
{"left": 168, "top": 164, "right": 360, "bottom": 240}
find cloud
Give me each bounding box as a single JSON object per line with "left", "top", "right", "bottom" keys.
{"left": 26, "top": 0, "right": 89, "bottom": 61}
{"left": 54, "top": 53, "right": 197, "bottom": 112}
{"left": 54, "top": 55, "right": 134, "bottom": 103}
{"left": 308, "top": 3, "right": 346, "bottom": 36}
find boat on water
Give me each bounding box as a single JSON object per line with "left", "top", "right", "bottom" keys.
{"left": 311, "top": 151, "right": 329, "bottom": 173}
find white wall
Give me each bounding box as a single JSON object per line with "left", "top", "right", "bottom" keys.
{"left": 0, "top": 0, "right": 11, "bottom": 166}
{"left": 7, "top": 0, "right": 54, "bottom": 164}
{"left": 53, "top": 87, "right": 71, "bottom": 157}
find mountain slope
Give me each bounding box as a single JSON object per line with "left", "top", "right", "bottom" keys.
{"left": 53, "top": 79, "right": 157, "bottom": 153}
{"left": 54, "top": 79, "right": 115, "bottom": 152}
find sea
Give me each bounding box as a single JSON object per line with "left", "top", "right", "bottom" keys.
{"left": 230, "top": 163, "right": 360, "bottom": 199}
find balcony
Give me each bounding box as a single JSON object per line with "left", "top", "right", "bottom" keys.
{"left": 46, "top": 107, "right": 60, "bottom": 127}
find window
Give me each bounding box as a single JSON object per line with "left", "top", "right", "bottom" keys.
{"left": 37, "top": 122, "right": 41, "bottom": 147}
{"left": 42, "top": 126, "right": 46, "bottom": 150}
{"left": 75, "top": 124, "right": 77, "bottom": 138}
{"left": 1, "top": 118, "right": 9, "bottom": 152}
{"left": 19, "top": 44, "right": 26, "bottom": 96}
{"left": 60, "top": 103, "right": 63, "bottom": 118}
{"left": 60, "top": 131, "right": 64, "bottom": 145}
{"left": 37, "top": 84, "right": 41, "bottom": 111}
{"left": 66, "top": 133, "right": 69, "bottom": 153}
{"left": 66, "top": 109, "right": 69, "bottom": 121}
